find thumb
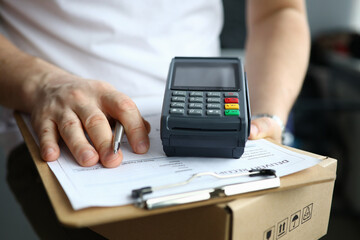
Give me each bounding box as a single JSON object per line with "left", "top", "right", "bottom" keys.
{"left": 249, "top": 117, "right": 282, "bottom": 143}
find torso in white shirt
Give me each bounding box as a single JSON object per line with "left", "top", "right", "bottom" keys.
{"left": 0, "top": 0, "right": 223, "bottom": 97}
{"left": 0, "top": 0, "right": 223, "bottom": 154}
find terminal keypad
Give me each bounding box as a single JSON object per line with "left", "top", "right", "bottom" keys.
{"left": 170, "top": 91, "right": 240, "bottom": 117}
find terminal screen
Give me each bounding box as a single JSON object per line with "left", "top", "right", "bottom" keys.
{"left": 172, "top": 63, "right": 237, "bottom": 89}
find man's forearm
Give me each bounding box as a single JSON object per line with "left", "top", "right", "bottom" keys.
{"left": 245, "top": 1, "right": 310, "bottom": 124}
{"left": 0, "top": 34, "right": 67, "bottom": 112}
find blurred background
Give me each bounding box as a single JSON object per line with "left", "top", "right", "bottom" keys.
{"left": 1, "top": 0, "right": 360, "bottom": 239}
{"left": 223, "top": 1, "right": 360, "bottom": 239}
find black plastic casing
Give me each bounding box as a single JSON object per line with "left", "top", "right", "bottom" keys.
{"left": 160, "top": 57, "right": 251, "bottom": 158}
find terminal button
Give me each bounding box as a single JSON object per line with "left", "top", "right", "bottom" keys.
{"left": 189, "top": 97, "right": 204, "bottom": 103}
{"left": 224, "top": 92, "right": 239, "bottom": 97}
{"left": 188, "top": 109, "right": 202, "bottom": 115}
{"left": 206, "top": 110, "right": 221, "bottom": 116}
{"left": 171, "top": 102, "right": 185, "bottom": 108}
{"left": 224, "top": 98, "right": 239, "bottom": 103}
{"left": 207, "top": 98, "right": 221, "bottom": 103}
{"left": 170, "top": 108, "right": 185, "bottom": 115}
{"left": 225, "top": 104, "right": 239, "bottom": 110}
{"left": 189, "top": 103, "right": 203, "bottom": 109}
{"left": 189, "top": 91, "right": 204, "bottom": 97}
{"left": 225, "top": 110, "right": 240, "bottom": 116}
{"left": 206, "top": 103, "right": 221, "bottom": 109}
{"left": 207, "top": 92, "right": 221, "bottom": 97}
{"left": 171, "top": 96, "right": 186, "bottom": 102}
{"left": 172, "top": 91, "right": 186, "bottom": 96}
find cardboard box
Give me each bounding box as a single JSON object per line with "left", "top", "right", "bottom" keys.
{"left": 91, "top": 158, "right": 336, "bottom": 240}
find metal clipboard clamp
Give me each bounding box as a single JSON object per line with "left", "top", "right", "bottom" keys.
{"left": 131, "top": 169, "right": 280, "bottom": 210}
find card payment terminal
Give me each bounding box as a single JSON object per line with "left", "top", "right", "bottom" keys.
{"left": 160, "top": 57, "right": 251, "bottom": 158}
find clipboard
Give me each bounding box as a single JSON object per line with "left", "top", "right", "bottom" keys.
{"left": 131, "top": 169, "right": 280, "bottom": 209}
{"left": 14, "top": 112, "right": 337, "bottom": 228}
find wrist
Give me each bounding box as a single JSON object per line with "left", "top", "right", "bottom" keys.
{"left": 251, "top": 113, "right": 285, "bottom": 131}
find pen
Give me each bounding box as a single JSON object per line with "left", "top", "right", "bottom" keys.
{"left": 113, "top": 121, "right": 124, "bottom": 154}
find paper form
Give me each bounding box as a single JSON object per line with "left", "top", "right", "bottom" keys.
{"left": 22, "top": 112, "right": 321, "bottom": 210}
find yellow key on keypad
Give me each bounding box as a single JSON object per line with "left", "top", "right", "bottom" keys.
{"left": 224, "top": 104, "right": 239, "bottom": 110}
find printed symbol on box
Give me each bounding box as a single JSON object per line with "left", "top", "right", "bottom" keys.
{"left": 276, "top": 218, "right": 288, "bottom": 239}
{"left": 289, "top": 210, "right": 301, "bottom": 231}
{"left": 264, "top": 226, "right": 275, "bottom": 240}
{"left": 302, "top": 203, "right": 313, "bottom": 224}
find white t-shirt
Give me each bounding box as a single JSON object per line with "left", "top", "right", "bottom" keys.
{"left": 0, "top": 0, "right": 224, "bottom": 155}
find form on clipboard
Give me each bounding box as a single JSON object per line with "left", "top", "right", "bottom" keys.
{"left": 132, "top": 169, "right": 280, "bottom": 209}
{"left": 19, "top": 110, "right": 321, "bottom": 211}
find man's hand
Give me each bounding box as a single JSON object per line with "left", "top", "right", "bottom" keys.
{"left": 30, "top": 73, "right": 150, "bottom": 168}
{"left": 249, "top": 117, "right": 282, "bottom": 143}
{"left": 0, "top": 35, "right": 150, "bottom": 168}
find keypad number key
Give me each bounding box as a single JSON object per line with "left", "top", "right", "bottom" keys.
{"left": 170, "top": 108, "right": 185, "bottom": 115}
{"left": 207, "top": 98, "right": 221, "bottom": 103}
{"left": 207, "top": 92, "right": 221, "bottom": 97}
{"left": 206, "top": 110, "right": 221, "bottom": 116}
{"left": 171, "top": 102, "right": 185, "bottom": 108}
{"left": 189, "top": 91, "right": 204, "bottom": 97}
{"left": 171, "top": 96, "right": 186, "bottom": 102}
{"left": 207, "top": 103, "right": 221, "bottom": 109}
{"left": 188, "top": 109, "right": 202, "bottom": 116}
{"left": 189, "top": 103, "right": 203, "bottom": 109}
{"left": 172, "top": 91, "right": 186, "bottom": 96}
{"left": 189, "top": 97, "right": 203, "bottom": 103}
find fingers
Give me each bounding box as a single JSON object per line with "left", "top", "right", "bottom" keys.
{"left": 56, "top": 111, "right": 99, "bottom": 167}
{"left": 34, "top": 118, "right": 60, "bottom": 162}
{"left": 102, "top": 93, "right": 150, "bottom": 154}
{"left": 76, "top": 107, "right": 122, "bottom": 168}
{"left": 249, "top": 117, "right": 282, "bottom": 143}
{"left": 32, "top": 77, "right": 149, "bottom": 168}
{"left": 143, "top": 118, "right": 151, "bottom": 134}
